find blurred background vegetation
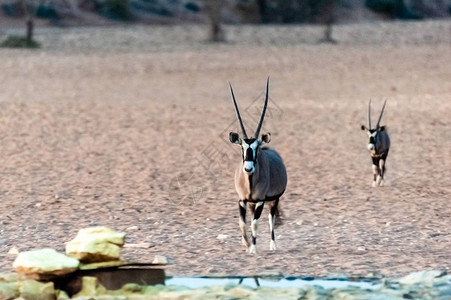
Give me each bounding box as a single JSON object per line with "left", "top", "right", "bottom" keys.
{"left": 0, "top": 0, "right": 450, "bottom": 46}
{"left": 1, "top": 0, "right": 450, "bottom": 24}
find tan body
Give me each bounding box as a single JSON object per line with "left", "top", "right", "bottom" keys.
{"left": 234, "top": 147, "right": 287, "bottom": 201}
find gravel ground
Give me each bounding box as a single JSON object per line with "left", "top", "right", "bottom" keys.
{"left": 0, "top": 20, "right": 450, "bottom": 277}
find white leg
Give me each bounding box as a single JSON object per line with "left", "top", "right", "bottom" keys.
{"left": 372, "top": 164, "right": 378, "bottom": 187}
{"left": 378, "top": 159, "right": 385, "bottom": 187}
{"left": 250, "top": 218, "right": 259, "bottom": 254}
{"left": 240, "top": 220, "right": 249, "bottom": 248}
{"left": 268, "top": 213, "right": 277, "bottom": 250}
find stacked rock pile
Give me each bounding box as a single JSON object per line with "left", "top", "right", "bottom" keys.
{"left": 0, "top": 226, "right": 167, "bottom": 299}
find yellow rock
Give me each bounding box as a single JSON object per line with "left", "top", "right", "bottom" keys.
{"left": 19, "top": 280, "right": 56, "bottom": 300}
{"left": 79, "top": 260, "right": 129, "bottom": 270}
{"left": 0, "top": 281, "right": 20, "bottom": 299}
{"left": 73, "top": 276, "right": 107, "bottom": 297}
{"left": 13, "top": 249, "right": 79, "bottom": 280}
{"left": 66, "top": 227, "right": 126, "bottom": 263}
{"left": 56, "top": 289, "right": 70, "bottom": 300}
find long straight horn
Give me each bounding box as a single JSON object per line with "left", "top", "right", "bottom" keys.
{"left": 376, "top": 99, "right": 387, "bottom": 129}
{"left": 229, "top": 82, "right": 248, "bottom": 139}
{"left": 368, "top": 99, "right": 372, "bottom": 129}
{"left": 254, "top": 77, "right": 269, "bottom": 138}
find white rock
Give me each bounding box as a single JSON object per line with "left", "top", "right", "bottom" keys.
{"left": 217, "top": 234, "right": 228, "bottom": 241}
{"left": 123, "top": 243, "right": 152, "bottom": 248}
{"left": 399, "top": 270, "right": 446, "bottom": 285}
{"left": 8, "top": 246, "right": 19, "bottom": 255}
{"left": 152, "top": 255, "right": 168, "bottom": 265}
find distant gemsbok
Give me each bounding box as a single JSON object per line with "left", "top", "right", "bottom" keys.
{"left": 361, "top": 99, "right": 390, "bottom": 187}
{"left": 228, "top": 78, "right": 287, "bottom": 253}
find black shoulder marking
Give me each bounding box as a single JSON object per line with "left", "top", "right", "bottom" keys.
{"left": 247, "top": 190, "right": 285, "bottom": 203}
{"left": 265, "top": 190, "right": 285, "bottom": 201}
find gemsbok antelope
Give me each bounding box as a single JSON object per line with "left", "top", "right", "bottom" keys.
{"left": 228, "top": 78, "right": 287, "bottom": 254}
{"left": 361, "top": 99, "right": 390, "bottom": 187}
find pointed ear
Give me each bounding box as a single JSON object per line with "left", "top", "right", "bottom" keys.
{"left": 361, "top": 125, "right": 367, "bottom": 131}
{"left": 379, "top": 126, "right": 386, "bottom": 132}
{"left": 229, "top": 132, "right": 241, "bottom": 144}
{"left": 261, "top": 132, "right": 271, "bottom": 144}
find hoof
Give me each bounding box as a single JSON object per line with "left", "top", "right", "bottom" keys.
{"left": 249, "top": 245, "right": 256, "bottom": 254}
{"left": 372, "top": 181, "right": 377, "bottom": 187}
{"left": 376, "top": 175, "right": 382, "bottom": 186}
{"left": 270, "top": 241, "right": 277, "bottom": 251}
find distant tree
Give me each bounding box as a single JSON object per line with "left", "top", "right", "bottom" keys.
{"left": 256, "top": 0, "right": 268, "bottom": 23}
{"left": 317, "top": 0, "right": 338, "bottom": 44}
{"left": 22, "top": 0, "right": 36, "bottom": 42}
{"left": 254, "top": 0, "right": 339, "bottom": 42}
{"left": 0, "top": 0, "right": 40, "bottom": 48}
{"left": 203, "top": 0, "right": 225, "bottom": 42}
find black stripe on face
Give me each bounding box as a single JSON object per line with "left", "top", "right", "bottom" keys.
{"left": 243, "top": 138, "right": 257, "bottom": 144}
{"left": 245, "top": 147, "right": 253, "bottom": 161}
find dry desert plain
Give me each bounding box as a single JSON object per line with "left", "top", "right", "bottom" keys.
{"left": 0, "top": 21, "right": 450, "bottom": 278}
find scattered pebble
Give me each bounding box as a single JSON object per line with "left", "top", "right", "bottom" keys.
{"left": 152, "top": 255, "right": 168, "bottom": 265}
{"left": 123, "top": 243, "right": 152, "bottom": 248}
{"left": 8, "top": 246, "right": 19, "bottom": 255}
{"left": 217, "top": 234, "right": 228, "bottom": 241}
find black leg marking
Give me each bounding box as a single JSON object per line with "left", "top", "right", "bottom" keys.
{"left": 239, "top": 201, "right": 246, "bottom": 223}
{"left": 254, "top": 202, "right": 264, "bottom": 220}
{"left": 381, "top": 152, "right": 388, "bottom": 181}
{"left": 239, "top": 200, "right": 249, "bottom": 248}
{"left": 250, "top": 201, "right": 264, "bottom": 253}
{"left": 270, "top": 199, "right": 279, "bottom": 217}
{"left": 371, "top": 157, "right": 379, "bottom": 166}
